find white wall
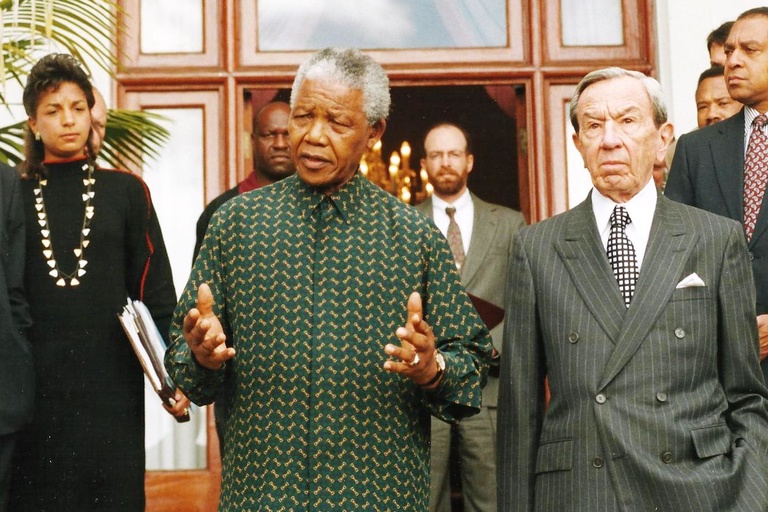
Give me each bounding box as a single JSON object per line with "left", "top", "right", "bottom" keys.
{"left": 656, "top": 0, "right": 764, "bottom": 137}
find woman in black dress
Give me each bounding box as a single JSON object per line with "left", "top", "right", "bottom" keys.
{"left": 9, "top": 54, "right": 188, "bottom": 511}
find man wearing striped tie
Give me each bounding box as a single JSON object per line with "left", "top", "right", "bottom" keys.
{"left": 416, "top": 122, "right": 525, "bottom": 512}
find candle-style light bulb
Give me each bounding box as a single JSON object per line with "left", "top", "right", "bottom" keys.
{"left": 400, "top": 141, "right": 411, "bottom": 171}
{"left": 400, "top": 141, "right": 411, "bottom": 159}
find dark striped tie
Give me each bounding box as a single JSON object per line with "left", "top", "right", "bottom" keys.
{"left": 445, "top": 206, "right": 465, "bottom": 271}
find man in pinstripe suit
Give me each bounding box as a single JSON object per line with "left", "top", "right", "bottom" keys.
{"left": 497, "top": 67, "right": 768, "bottom": 511}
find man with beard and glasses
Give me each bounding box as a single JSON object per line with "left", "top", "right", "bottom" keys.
{"left": 193, "top": 101, "right": 295, "bottom": 259}
{"left": 416, "top": 122, "right": 525, "bottom": 512}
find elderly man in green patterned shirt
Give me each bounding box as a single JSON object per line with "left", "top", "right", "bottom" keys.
{"left": 165, "top": 47, "right": 492, "bottom": 511}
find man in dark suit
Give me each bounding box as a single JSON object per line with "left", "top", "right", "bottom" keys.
{"left": 0, "top": 162, "right": 32, "bottom": 512}
{"left": 416, "top": 122, "right": 525, "bottom": 512}
{"left": 498, "top": 67, "right": 768, "bottom": 511}
{"left": 666, "top": 7, "right": 768, "bottom": 382}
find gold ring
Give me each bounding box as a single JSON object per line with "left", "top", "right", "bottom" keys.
{"left": 409, "top": 353, "right": 420, "bottom": 367}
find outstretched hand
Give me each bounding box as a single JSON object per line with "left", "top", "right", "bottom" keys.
{"left": 384, "top": 292, "right": 440, "bottom": 387}
{"left": 182, "top": 283, "right": 235, "bottom": 370}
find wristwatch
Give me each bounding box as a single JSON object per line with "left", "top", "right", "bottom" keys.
{"left": 423, "top": 350, "right": 445, "bottom": 388}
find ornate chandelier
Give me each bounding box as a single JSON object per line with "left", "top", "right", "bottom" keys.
{"left": 361, "top": 140, "right": 432, "bottom": 204}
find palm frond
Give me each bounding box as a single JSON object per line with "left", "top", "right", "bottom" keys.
{"left": 1, "top": 0, "right": 120, "bottom": 83}
{"left": 0, "top": 120, "right": 26, "bottom": 165}
{"left": 100, "top": 110, "right": 171, "bottom": 170}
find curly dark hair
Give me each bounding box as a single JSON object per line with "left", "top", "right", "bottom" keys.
{"left": 20, "top": 53, "right": 95, "bottom": 179}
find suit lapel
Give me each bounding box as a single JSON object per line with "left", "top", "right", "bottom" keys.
{"left": 598, "top": 196, "right": 697, "bottom": 390}
{"left": 712, "top": 111, "right": 746, "bottom": 222}
{"left": 462, "top": 195, "right": 495, "bottom": 285}
{"left": 555, "top": 197, "right": 625, "bottom": 344}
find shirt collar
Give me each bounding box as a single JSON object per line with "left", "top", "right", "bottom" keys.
{"left": 237, "top": 171, "right": 262, "bottom": 194}
{"left": 296, "top": 171, "right": 365, "bottom": 223}
{"left": 744, "top": 105, "right": 768, "bottom": 133}
{"left": 591, "top": 178, "right": 657, "bottom": 234}
{"left": 431, "top": 188, "right": 472, "bottom": 212}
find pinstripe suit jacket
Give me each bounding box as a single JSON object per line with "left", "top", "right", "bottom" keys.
{"left": 416, "top": 194, "right": 525, "bottom": 406}
{"left": 497, "top": 191, "right": 768, "bottom": 512}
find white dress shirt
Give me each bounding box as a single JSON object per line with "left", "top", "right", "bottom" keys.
{"left": 592, "top": 178, "right": 657, "bottom": 271}
{"left": 431, "top": 189, "right": 474, "bottom": 255}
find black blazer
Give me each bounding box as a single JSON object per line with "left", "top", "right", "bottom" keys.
{"left": 666, "top": 109, "right": 768, "bottom": 381}
{"left": 0, "top": 163, "right": 33, "bottom": 434}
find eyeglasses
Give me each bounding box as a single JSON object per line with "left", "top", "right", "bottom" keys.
{"left": 425, "top": 150, "right": 466, "bottom": 163}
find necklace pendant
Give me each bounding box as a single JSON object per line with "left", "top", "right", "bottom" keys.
{"left": 38, "top": 164, "right": 95, "bottom": 288}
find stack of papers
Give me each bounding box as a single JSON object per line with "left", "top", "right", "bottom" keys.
{"left": 118, "top": 298, "right": 190, "bottom": 423}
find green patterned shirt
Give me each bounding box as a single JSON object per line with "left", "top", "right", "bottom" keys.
{"left": 166, "top": 173, "right": 491, "bottom": 511}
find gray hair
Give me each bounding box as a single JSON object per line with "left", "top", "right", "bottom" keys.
{"left": 569, "top": 67, "right": 668, "bottom": 132}
{"left": 290, "top": 48, "right": 391, "bottom": 125}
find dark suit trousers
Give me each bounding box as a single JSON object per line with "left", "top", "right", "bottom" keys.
{"left": 0, "top": 433, "right": 16, "bottom": 512}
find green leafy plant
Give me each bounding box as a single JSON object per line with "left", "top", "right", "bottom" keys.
{"left": 0, "top": 0, "right": 169, "bottom": 168}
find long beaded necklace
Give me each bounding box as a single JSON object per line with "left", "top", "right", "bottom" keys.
{"left": 34, "top": 162, "right": 95, "bottom": 287}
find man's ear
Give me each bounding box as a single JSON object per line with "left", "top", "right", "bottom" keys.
{"left": 657, "top": 122, "right": 674, "bottom": 163}
{"left": 367, "top": 119, "right": 387, "bottom": 150}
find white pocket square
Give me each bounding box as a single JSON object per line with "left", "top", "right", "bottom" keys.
{"left": 676, "top": 272, "right": 706, "bottom": 289}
